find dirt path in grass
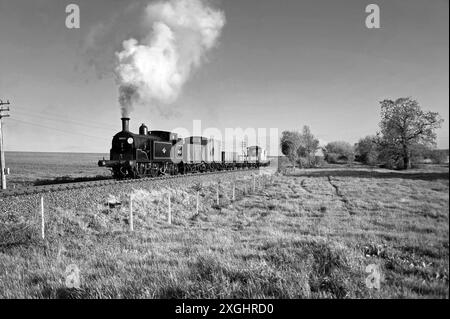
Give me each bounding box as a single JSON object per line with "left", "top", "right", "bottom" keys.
{"left": 327, "top": 176, "right": 355, "bottom": 216}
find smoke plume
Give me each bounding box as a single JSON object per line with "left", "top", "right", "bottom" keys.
{"left": 115, "top": 0, "right": 226, "bottom": 117}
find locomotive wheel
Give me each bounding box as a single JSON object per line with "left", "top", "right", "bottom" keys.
{"left": 119, "top": 166, "right": 130, "bottom": 178}
{"left": 137, "top": 164, "right": 146, "bottom": 178}
{"left": 112, "top": 168, "right": 122, "bottom": 179}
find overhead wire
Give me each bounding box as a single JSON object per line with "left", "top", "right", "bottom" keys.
{"left": 10, "top": 105, "right": 118, "bottom": 130}
{"left": 11, "top": 109, "right": 115, "bottom": 132}
{"left": 8, "top": 118, "right": 110, "bottom": 141}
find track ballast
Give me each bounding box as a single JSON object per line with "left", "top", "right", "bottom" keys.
{"left": 0, "top": 168, "right": 260, "bottom": 198}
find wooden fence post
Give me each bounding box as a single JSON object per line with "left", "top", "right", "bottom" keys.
{"left": 40, "top": 196, "right": 45, "bottom": 240}
{"left": 129, "top": 194, "right": 134, "bottom": 232}
{"left": 192, "top": 182, "right": 203, "bottom": 216}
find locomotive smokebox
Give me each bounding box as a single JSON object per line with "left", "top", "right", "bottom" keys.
{"left": 121, "top": 118, "right": 130, "bottom": 132}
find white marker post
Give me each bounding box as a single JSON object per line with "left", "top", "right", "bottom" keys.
{"left": 253, "top": 175, "right": 256, "bottom": 193}
{"left": 168, "top": 193, "right": 172, "bottom": 224}
{"left": 40, "top": 196, "right": 45, "bottom": 240}
{"left": 232, "top": 182, "right": 236, "bottom": 202}
{"left": 129, "top": 195, "right": 134, "bottom": 232}
{"left": 216, "top": 183, "right": 220, "bottom": 206}
{"left": 196, "top": 191, "right": 200, "bottom": 215}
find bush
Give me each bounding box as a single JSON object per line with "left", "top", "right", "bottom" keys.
{"left": 312, "top": 156, "right": 326, "bottom": 167}
{"left": 296, "top": 156, "right": 326, "bottom": 168}
{"left": 324, "top": 152, "right": 353, "bottom": 164}
{"left": 379, "top": 158, "right": 400, "bottom": 170}
{"left": 377, "top": 144, "right": 449, "bottom": 169}
{"left": 297, "top": 157, "right": 309, "bottom": 168}
{"left": 324, "top": 153, "right": 340, "bottom": 164}
{"left": 323, "top": 142, "right": 354, "bottom": 164}
{"left": 424, "top": 149, "right": 449, "bottom": 164}
{"left": 355, "top": 136, "right": 379, "bottom": 165}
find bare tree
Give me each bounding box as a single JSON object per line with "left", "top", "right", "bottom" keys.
{"left": 378, "top": 97, "right": 443, "bottom": 169}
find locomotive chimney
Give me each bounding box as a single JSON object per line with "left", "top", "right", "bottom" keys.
{"left": 121, "top": 118, "right": 130, "bottom": 132}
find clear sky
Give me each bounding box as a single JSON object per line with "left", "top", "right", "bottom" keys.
{"left": 0, "top": 0, "right": 448, "bottom": 153}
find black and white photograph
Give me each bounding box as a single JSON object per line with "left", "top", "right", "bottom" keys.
{"left": 0, "top": 0, "right": 448, "bottom": 307}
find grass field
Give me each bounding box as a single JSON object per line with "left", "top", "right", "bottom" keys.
{"left": 0, "top": 164, "right": 448, "bottom": 299}
{"left": 4, "top": 152, "right": 110, "bottom": 188}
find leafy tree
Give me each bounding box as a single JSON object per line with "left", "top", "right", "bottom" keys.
{"left": 298, "top": 126, "right": 320, "bottom": 167}
{"left": 377, "top": 97, "right": 443, "bottom": 169}
{"left": 281, "top": 127, "right": 320, "bottom": 169}
{"left": 281, "top": 130, "right": 302, "bottom": 168}
{"left": 323, "top": 141, "right": 354, "bottom": 164}
{"left": 355, "top": 136, "right": 379, "bottom": 165}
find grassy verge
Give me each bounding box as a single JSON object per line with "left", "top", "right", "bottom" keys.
{"left": 0, "top": 168, "right": 448, "bottom": 298}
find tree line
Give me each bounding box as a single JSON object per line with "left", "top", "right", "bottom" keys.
{"left": 281, "top": 97, "right": 445, "bottom": 170}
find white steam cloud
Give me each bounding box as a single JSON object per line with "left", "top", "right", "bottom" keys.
{"left": 115, "top": 0, "right": 226, "bottom": 117}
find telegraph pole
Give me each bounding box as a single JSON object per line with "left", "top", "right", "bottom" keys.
{"left": 0, "top": 99, "right": 10, "bottom": 190}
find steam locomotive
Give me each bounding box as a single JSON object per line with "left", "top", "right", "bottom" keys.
{"left": 98, "top": 118, "right": 270, "bottom": 178}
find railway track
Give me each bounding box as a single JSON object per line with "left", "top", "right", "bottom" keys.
{"left": 0, "top": 168, "right": 260, "bottom": 199}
